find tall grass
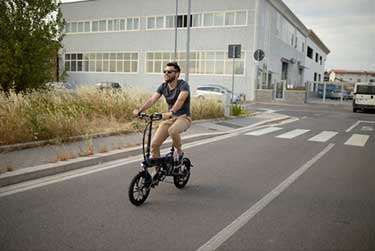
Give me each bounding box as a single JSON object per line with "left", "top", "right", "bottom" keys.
{"left": 0, "top": 88, "right": 224, "bottom": 145}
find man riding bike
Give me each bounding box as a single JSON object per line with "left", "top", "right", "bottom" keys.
{"left": 133, "top": 62, "right": 191, "bottom": 172}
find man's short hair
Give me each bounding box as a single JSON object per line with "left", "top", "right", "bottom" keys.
{"left": 166, "top": 62, "right": 181, "bottom": 72}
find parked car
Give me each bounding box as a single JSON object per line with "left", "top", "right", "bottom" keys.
{"left": 317, "top": 83, "right": 352, "bottom": 100}
{"left": 96, "top": 82, "right": 122, "bottom": 91}
{"left": 330, "top": 89, "right": 352, "bottom": 100}
{"left": 195, "top": 84, "right": 241, "bottom": 103}
{"left": 47, "top": 81, "right": 73, "bottom": 91}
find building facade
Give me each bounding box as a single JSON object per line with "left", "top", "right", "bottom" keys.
{"left": 305, "top": 30, "right": 330, "bottom": 84}
{"left": 60, "top": 0, "right": 330, "bottom": 100}
{"left": 329, "top": 70, "right": 375, "bottom": 83}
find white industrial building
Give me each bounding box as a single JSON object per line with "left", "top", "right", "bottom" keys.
{"left": 60, "top": 0, "right": 330, "bottom": 101}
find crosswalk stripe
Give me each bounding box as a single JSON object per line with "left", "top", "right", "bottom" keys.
{"left": 245, "top": 127, "right": 283, "bottom": 136}
{"left": 276, "top": 129, "right": 310, "bottom": 139}
{"left": 344, "top": 134, "right": 370, "bottom": 147}
{"left": 308, "top": 131, "right": 338, "bottom": 142}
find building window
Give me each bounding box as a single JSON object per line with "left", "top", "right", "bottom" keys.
{"left": 66, "top": 17, "right": 139, "bottom": 34}
{"left": 147, "top": 16, "right": 165, "bottom": 29}
{"left": 307, "top": 46, "right": 313, "bottom": 59}
{"left": 84, "top": 21, "right": 90, "bottom": 32}
{"left": 77, "top": 22, "right": 84, "bottom": 32}
{"left": 65, "top": 23, "right": 71, "bottom": 33}
{"left": 235, "top": 11, "right": 247, "bottom": 25}
{"left": 147, "top": 17, "right": 155, "bottom": 29}
{"left": 64, "top": 52, "right": 138, "bottom": 73}
{"left": 203, "top": 13, "right": 215, "bottom": 26}
{"left": 146, "top": 51, "right": 245, "bottom": 76}
{"left": 318, "top": 74, "right": 321, "bottom": 81}
{"left": 92, "top": 21, "right": 99, "bottom": 32}
{"left": 192, "top": 14, "right": 202, "bottom": 27}
{"left": 127, "top": 18, "right": 139, "bottom": 30}
{"left": 71, "top": 22, "right": 77, "bottom": 32}
{"left": 225, "top": 12, "right": 235, "bottom": 25}
{"left": 177, "top": 14, "right": 192, "bottom": 28}
{"left": 315, "top": 53, "right": 319, "bottom": 63}
{"left": 146, "top": 10, "right": 247, "bottom": 30}
{"left": 319, "top": 56, "right": 322, "bottom": 65}
{"left": 166, "top": 15, "right": 175, "bottom": 28}
{"left": 291, "top": 34, "right": 294, "bottom": 46}
{"left": 99, "top": 20, "right": 106, "bottom": 32}
{"left": 314, "top": 72, "right": 317, "bottom": 81}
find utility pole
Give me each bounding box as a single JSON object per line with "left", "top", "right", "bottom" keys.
{"left": 174, "top": 0, "right": 178, "bottom": 60}
{"left": 185, "top": 0, "right": 191, "bottom": 83}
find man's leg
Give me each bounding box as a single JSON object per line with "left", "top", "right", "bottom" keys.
{"left": 150, "top": 119, "right": 174, "bottom": 158}
{"left": 168, "top": 116, "right": 192, "bottom": 154}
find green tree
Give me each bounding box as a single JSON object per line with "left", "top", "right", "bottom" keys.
{"left": 0, "top": 0, "right": 64, "bottom": 94}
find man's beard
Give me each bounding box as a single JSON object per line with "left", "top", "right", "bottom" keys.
{"left": 165, "top": 76, "right": 176, "bottom": 83}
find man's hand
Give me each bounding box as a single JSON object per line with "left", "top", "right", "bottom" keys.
{"left": 133, "top": 109, "right": 141, "bottom": 118}
{"left": 162, "top": 111, "right": 173, "bottom": 120}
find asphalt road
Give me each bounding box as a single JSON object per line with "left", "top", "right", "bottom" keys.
{"left": 1, "top": 104, "right": 374, "bottom": 251}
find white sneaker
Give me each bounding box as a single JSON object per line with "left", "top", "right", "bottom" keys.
{"left": 173, "top": 151, "right": 184, "bottom": 163}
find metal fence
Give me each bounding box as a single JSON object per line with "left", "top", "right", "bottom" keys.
{"left": 306, "top": 81, "right": 354, "bottom": 105}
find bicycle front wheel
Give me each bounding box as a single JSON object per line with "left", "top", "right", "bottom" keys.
{"left": 128, "top": 172, "right": 151, "bottom": 206}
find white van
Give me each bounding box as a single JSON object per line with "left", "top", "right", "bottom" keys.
{"left": 353, "top": 82, "right": 375, "bottom": 112}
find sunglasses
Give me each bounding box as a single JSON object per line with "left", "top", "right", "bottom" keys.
{"left": 163, "top": 70, "right": 176, "bottom": 74}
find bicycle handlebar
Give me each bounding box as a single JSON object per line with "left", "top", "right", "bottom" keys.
{"left": 138, "top": 112, "right": 163, "bottom": 121}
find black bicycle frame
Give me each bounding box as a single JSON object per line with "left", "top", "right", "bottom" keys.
{"left": 141, "top": 113, "right": 174, "bottom": 169}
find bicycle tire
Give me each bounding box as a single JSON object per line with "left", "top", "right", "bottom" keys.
{"left": 128, "top": 172, "right": 151, "bottom": 206}
{"left": 173, "top": 158, "right": 191, "bottom": 189}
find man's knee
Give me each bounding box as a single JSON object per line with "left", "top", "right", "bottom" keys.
{"left": 168, "top": 127, "right": 180, "bottom": 138}
{"left": 151, "top": 140, "right": 162, "bottom": 149}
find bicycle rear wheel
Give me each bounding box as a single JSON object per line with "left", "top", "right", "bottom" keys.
{"left": 128, "top": 172, "right": 151, "bottom": 206}
{"left": 173, "top": 158, "right": 191, "bottom": 189}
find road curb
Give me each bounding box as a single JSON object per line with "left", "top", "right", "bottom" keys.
{"left": 0, "top": 114, "right": 288, "bottom": 188}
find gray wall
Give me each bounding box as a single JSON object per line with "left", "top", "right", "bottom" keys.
{"left": 256, "top": 89, "right": 306, "bottom": 104}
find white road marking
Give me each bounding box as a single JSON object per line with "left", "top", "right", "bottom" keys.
{"left": 245, "top": 127, "right": 283, "bottom": 136}
{"left": 196, "top": 143, "right": 335, "bottom": 251}
{"left": 276, "top": 129, "right": 310, "bottom": 139}
{"left": 345, "top": 121, "right": 361, "bottom": 133}
{"left": 345, "top": 120, "right": 375, "bottom": 133}
{"left": 344, "top": 134, "right": 370, "bottom": 147}
{"left": 361, "top": 126, "right": 373, "bottom": 131}
{"left": 308, "top": 131, "right": 338, "bottom": 142}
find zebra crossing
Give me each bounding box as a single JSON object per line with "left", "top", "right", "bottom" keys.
{"left": 245, "top": 127, "right": 372, "bottom": 147}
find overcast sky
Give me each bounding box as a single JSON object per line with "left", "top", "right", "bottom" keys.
{"left": 283, "top": 0, "right": 375, "bottom": 71}
{"left": 61, "top": 0, "right": 374, "bottom": 71}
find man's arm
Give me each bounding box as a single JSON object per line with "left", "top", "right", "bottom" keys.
{"left": 170, "top": 91, "right": 189, "bottom": 114}
{"left": 134, "top": 92, "right": 161, "bottom": 115}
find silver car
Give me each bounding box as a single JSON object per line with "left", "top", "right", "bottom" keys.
{"left": 194, "top": 85, "right": 241, "bottom": 103}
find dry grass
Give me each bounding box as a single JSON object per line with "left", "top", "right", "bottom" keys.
{"left": 0, "top": 87, "right": 224, "bottom": 146}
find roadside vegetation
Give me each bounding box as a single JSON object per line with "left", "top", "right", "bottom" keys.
{"left": 0, "top": 87, "right": 224, "bottom": 146}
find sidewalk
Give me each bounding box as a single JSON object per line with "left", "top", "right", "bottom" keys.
{"left": 0, "top": 112, "right": 290, "bottom": 187}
